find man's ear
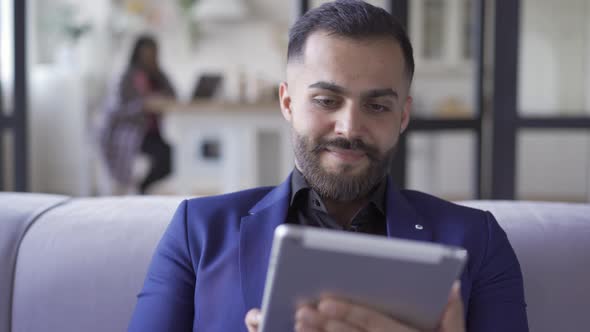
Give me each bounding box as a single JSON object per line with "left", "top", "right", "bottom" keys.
{"left": 400, "top": 95, "right": 412, "bottom": 134}
{"left": 279, "top": 82, "right": 293, "bottom": 122}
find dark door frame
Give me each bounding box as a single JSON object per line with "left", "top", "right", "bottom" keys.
{"left": 1, "top": 0, "right": 28, "bottom": 192}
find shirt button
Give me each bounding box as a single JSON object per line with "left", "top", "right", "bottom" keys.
{"left": 415, "top": 224, "right": 424, "bottom": 230}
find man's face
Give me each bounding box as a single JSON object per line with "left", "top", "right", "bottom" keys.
{"left": 279, "top": 31, "right": 412, "bottom": 201}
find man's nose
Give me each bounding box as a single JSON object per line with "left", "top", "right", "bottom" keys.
{"left": 334, "top": 104, "right": 365, "bottom": 140}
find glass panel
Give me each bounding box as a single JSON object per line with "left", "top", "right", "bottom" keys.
{"left": 2, "top": 129, "right": 13, "bottom": 191}
{"left": 257, "top": 130, "right": 282, "bottom": 187}
{"left": 409, "top": 0, "right": 476, "bottom": 118}
{"left": 422, "top": 0, "right": 444, "bottom": 59}
{"left": 311, "top": 0, "right": 388, "bottom": 10}
{"left": 462, "top": 0, "right": 473, "bottom": 59}
{"left": 518, "top": 0, "right": 590, "bottom": 116}
{"left": 407, "top": 131, "right": 476, "bottom": 200}
{"left": 1, "top": 0, "right": 14, "bottom": 116}
{"left": 517, "top": 130, "right": 590, "bottom": 202}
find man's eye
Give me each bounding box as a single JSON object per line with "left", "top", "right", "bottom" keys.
{"left": 313, "top": 98, "right": 339, "bottom": 108}
{"left": 366, "top": 103, "right": 390, "bottom": 113}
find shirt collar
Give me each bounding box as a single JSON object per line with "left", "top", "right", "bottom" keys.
{"left": 289, "top": 168, "right": 387, "bottom": 215}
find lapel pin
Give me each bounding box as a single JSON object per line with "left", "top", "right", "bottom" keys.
{"left": 415, "top": 224, "right": 424, "bottom": 230}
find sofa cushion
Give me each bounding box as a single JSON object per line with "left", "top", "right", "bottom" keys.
{"left": 460, "top": 201, "right": 590, "bottom": 332}
{"left": 10, "top": 196, "right": 183, "bottom": 332}
{"left": 0, "top": 193, "right": 69, "bottom": 332}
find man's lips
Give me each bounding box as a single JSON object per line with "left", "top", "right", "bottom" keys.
{"left": 324, "top": 147, "right": 367, "bottom": 162}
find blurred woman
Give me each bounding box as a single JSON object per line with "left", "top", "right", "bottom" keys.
{"left": 100, "top": 35, "right": 176, "bottom": 194}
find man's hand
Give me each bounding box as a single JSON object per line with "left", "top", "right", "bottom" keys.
{"left": 244, "top": 282, "right": 464, "bottom": 332}
{"left": 295, "top": 298, "right": 421, "bottom": 332}
{"left": 436, "top": 281, "right": 465, "bottom": 332}
{"left": 245, "top": 308, "right": 262, "bottom": 332}
{"left": 294, "top": 281, "right": 464, "bottom": 332}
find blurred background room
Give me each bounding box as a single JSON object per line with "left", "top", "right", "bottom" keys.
{"left": 1, "top": 0, "right": 590, "bottom": 202}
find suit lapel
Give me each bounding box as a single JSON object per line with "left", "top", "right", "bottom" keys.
{"left": 385, "top": 177, "right": 433, "bottom": 242}
{"left": 239, "top": 175, "right": 292, "bottom": 310}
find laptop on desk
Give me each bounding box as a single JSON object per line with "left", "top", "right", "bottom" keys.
{"left": 191, "top": 74, "right": 223, "bottom": 100}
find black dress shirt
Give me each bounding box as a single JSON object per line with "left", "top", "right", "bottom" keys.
{"left": 287, "top": 169, "right": 387, "bottom": 236}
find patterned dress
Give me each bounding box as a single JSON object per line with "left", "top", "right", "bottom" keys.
{"left": 99, "top": 67, "right": 175, "bottom": 186}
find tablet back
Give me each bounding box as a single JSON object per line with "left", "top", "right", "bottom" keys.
{"left": 259, "top": 225, "right": 467, "bottom": 332}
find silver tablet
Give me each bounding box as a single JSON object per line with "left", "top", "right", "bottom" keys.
{"left": 259, "top": 224, "right": 467, "bottom": 332}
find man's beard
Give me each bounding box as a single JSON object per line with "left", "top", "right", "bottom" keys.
{"left": 293, "top": 130, "right": 397, "bottom": 202}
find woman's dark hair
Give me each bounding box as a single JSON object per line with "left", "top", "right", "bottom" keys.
{"left": 129, "top": 35, "right": 158, "bottom": 68}
{"left": 287, "top": 0, "right": 414, "bottom": 81}
{"left": 127, "top": 35, "right": 166, "bottom": 89}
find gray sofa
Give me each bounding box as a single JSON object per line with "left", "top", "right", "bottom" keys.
{"left": 1, "top": 193, "right": 589, "bottom": 332}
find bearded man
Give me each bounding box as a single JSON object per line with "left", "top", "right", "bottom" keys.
{"left": 128, "top": 1, "right": 528, "bottom": 331}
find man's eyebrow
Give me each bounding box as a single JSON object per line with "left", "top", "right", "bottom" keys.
{"left": 308, "top": 81, "right": 398, "bottom": 99}
{"left": 361, "top": 89, "right": 399, "bottom": 100}
{"left": 308, "top": 81, "right": 347, "bottom": 94}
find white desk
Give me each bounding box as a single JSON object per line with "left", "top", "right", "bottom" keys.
{"left": 161, "top": 101, "right": 293, "bottom": 195}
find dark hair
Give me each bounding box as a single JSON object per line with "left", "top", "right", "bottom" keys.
{"left": 129, "top": 35, "right": 158, "bottom": 67}
{"left": 287, "top": 0, "right": 414, "bottom": 81}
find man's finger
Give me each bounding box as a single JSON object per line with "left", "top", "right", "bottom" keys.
{"left": 438, "top": 281, "right": 465, "bottom": 332}
{"left": 317, "top": 298, "right": 419, "bottom": 332}
{"left": 449, "top": 281, "right": 461, "bottom": 301}
{"left": 244, "top": 308, "right": 262, "bottom": 332}
{"left": 295, "top": 305, "right": 325, "bottom": 328}
{"left": 323, "top": 318, "right": 363, "bottom": 332}
{"left": 294, "top": 321, "right": 323, "bottom": 332}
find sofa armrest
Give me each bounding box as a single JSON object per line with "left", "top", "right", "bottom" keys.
{"left": 0, "top": 193, "right": 69, "bottom": 332}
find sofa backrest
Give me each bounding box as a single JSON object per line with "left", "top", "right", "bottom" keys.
{"left": 9, "top": 196, "right": 183, "bottom": 332}
{"left": 2, "top": 194, "right": 589, "bottom": 332}
{"left": 461, "top": 201, "right": 590, "bottom": 332}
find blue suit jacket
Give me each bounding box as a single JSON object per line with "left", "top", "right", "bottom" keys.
{"left": 129, "top": 175, "right": 528, "bottom": 331}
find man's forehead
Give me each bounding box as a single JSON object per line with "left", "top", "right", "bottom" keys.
{"left": 287, "top": 31, "right": 407, "bottom": 87}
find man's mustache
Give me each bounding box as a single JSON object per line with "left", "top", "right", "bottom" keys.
{"left": 312, "top": 138, "right": 380, "bottom": 160}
